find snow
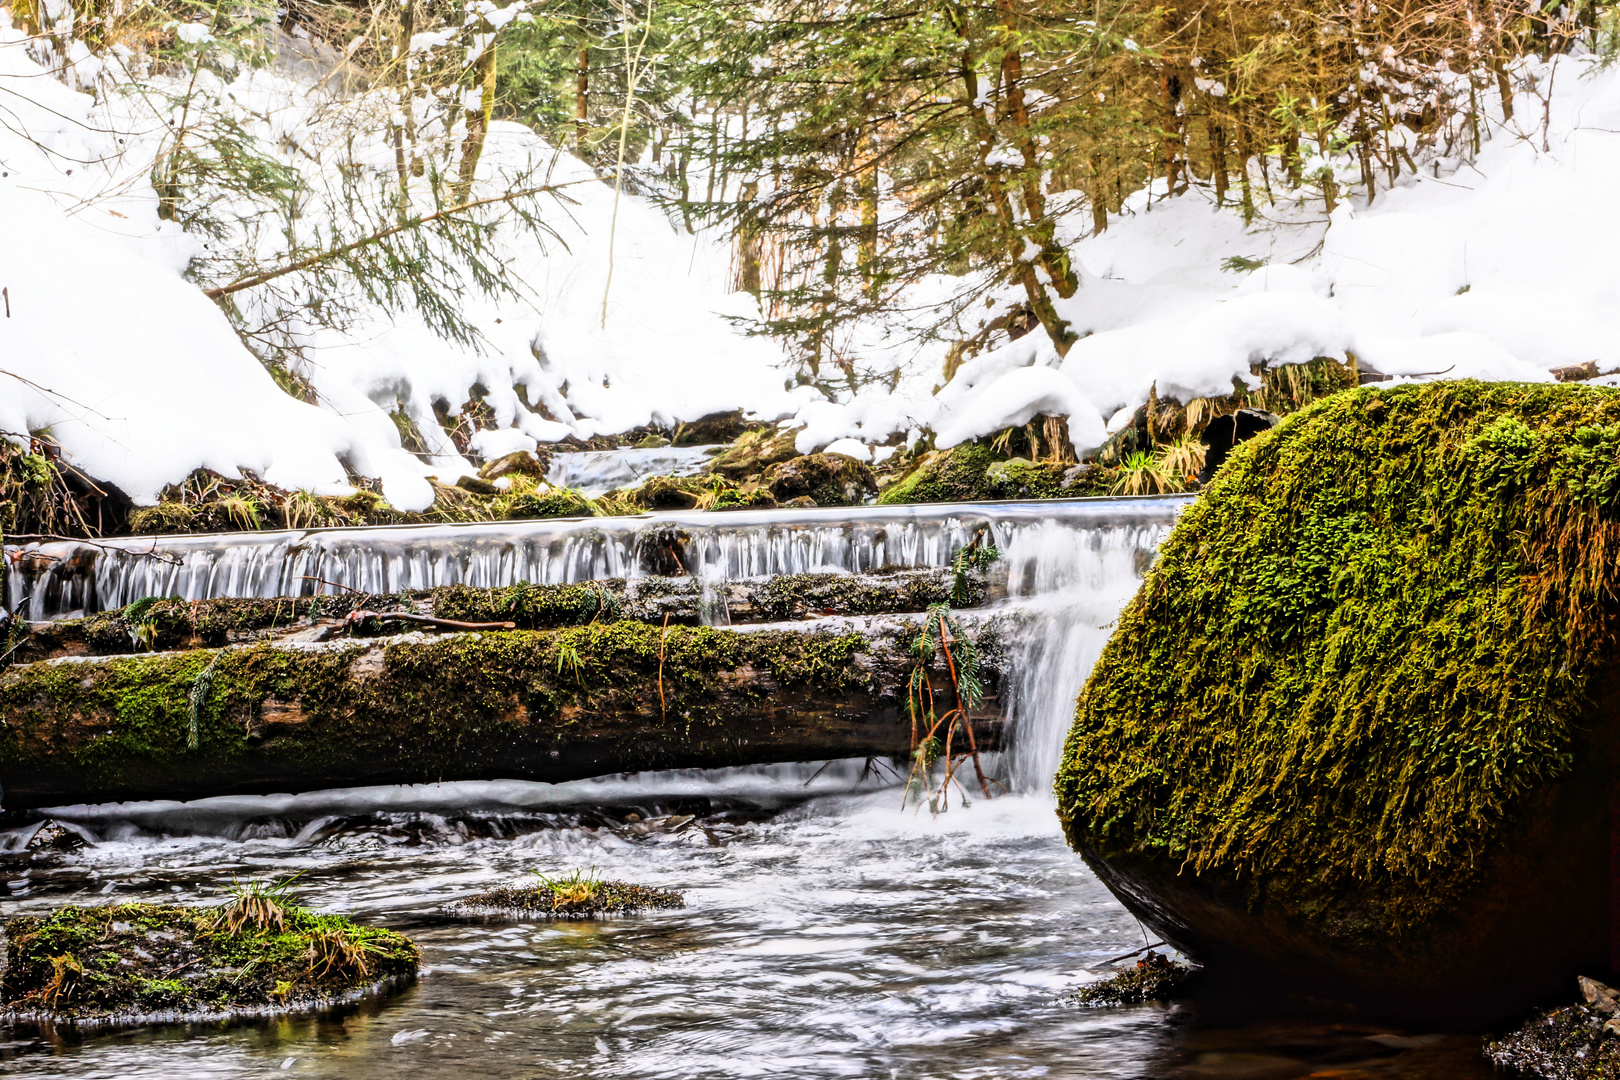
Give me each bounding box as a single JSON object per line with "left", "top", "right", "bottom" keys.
{"left": 4, "top": 20, "right": 1620, "bottom": 503}
{"left": 935, "top": 367, "right": 1106, "bottom": 455}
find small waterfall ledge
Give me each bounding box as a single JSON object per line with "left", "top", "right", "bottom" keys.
{"left": 2, "top": 496, "right": 1188, "bottom": 798}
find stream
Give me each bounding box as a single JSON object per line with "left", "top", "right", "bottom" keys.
{"left": 0, "top": 493, "right": 1506, "bottom": 1077}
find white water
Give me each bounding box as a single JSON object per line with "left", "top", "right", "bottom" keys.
{"left": 545, "top": 446, "right": 720, "bottom": 497}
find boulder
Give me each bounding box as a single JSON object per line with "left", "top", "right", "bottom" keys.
{"left": 763, "top": 453, "right": 877, "bottom": 507}
{"left": 1057, "top": 382, "right": 1620, "bottom": 1025}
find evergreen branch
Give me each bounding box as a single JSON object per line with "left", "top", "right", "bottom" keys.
{"left": 202, "top": 181, "right": 584, "bottom": 300}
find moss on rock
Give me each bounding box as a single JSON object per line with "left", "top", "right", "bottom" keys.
{"left": 763, "top": 453, "right": 877, "bottom": 507}
{"left": 1056, "top": 381, "right": 1620, "bottom": 944}
{"left": 878, "top": 444, "right": 1005, "bottom": 504}
{"left": 447, "top": 876, "right": 684, "bottom": 919}
{"left": 1, "top": 902, "right": 416, "bottom": 1023}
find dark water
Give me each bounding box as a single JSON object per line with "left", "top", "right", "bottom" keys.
{"left": 0, "top": 773, "right": 1498, "bottom": 1080}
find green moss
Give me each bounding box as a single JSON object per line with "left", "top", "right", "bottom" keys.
{"left": 1055, "top": 381, "right": 1620, "bottom": 942}
{"left": 447, "top": 877, "right": 684, "bottom": 919}
{"left": 763, "top": 453, "right": 877, "bottom": 507}
{"left": 0, "top": 623, "right": 873, "bottom": 800}
{"left": 878, "top": 444, "right": 1005, "bottom": 504}
{"left": 2, "top": 903, "right": 416, "bottom": 1020}
{"left": 431, "top": 581, "right": 627, "bottom": 628}
{"left": 491, "top": 483, "right": 594, "bottom": 520}
{"left": 983, "top": 458, "right": 1068, "bottom": 499}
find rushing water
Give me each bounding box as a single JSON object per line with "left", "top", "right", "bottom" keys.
{"left": 0, "top": 498, "right": 1503, "bottom": 1075}
{"left": 545, "top": 446, "right": 720, "bottom": 498}
{"left": 0, "top": 773, "right": 1494, "bottom": 1079}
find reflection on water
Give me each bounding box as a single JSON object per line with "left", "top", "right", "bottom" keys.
{"left": 0, "top": 782, "right": 1497, "bottom": 1080}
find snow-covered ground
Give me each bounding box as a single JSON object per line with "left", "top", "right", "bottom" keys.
{"left": 3, "top": 18, "right": 1619, "bottom": 510}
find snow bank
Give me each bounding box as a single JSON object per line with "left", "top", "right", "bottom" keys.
{"left": 0, "top": 22, "right": 796, "bottom": 509}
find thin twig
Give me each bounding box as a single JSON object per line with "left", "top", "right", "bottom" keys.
{"left": 657, "top": 613, "right": 670, "bottom": 720}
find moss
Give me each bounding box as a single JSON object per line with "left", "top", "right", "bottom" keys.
{"left": 77, "top": 596, "right": 355, "bottom": 654}
{"left": 1, "top": 903, "right": 416, "bottom": 1022}
{"left": 1055, "top": 381, "right": 1620, "bottom": 943}
{"left": 1070, "top": 955, "right": 1196, "bottom": 1007}
{"left": 447, "top": 878, "right": 684, "bottom": 919}
{"left": 751, "top": 568, "right": 974, "bottom": 620}
{"left": 490, "top": 481, "right": 594, "bottom": 520}
{"left": 763, "top": 453, "right": 877, "bottom": 507}
{"left": 983, "top": 458, "right": 1067, "bottom": 499}
{"left": 878, "top": 444, "right": 1005, "bottom": 504}
{"left": 705, "top": 428, "right": 800, "bottom": 481}
{"left": 431, "top": 581, "right": 628, "bottom": 628}
{"left": 0, "top": 623, "right": 874, "bottom": 800}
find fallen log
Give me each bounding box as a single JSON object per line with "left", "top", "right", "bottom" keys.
{"left": 7, "top": 567, "right": 1001, "bottom": 663}
{"left": 0, "top": 619, "right": 1005, "bottom": 808}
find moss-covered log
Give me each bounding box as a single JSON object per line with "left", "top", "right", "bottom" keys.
{"left": 8, "top": 568, "right": 1000, "bottom": 663}
{"left": 1055, "top": 381, "right": 1620, "bottom": 1024}
{"left": 0, "top": 620, "right": 1004, "bottom": 807}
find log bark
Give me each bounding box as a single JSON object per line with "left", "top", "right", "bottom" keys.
{"left": 9, "top": 568, "right": 1003, "bottom": 662}
{"left": 0, "top": 621, "right": 1006, "bottom": 808}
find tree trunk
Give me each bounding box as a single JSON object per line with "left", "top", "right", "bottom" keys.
{"left": 454, "top": 15, "right": 498, "bottom": 201}
{"left": 575, "top": 44, "right": 590, "bottom": 148}
{"left": 0, "top": 621, "right": 1007, "bottom": 807}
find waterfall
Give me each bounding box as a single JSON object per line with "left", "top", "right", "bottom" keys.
{"left": 4, "top": 496, "right": 1185, "bottom": 792}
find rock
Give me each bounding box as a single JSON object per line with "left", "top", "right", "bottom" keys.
{"left": 983, "top": 458, "right": 1066, "bottom": 499}
{"left": 446, "top": 876, "right": 684, "bottom": 920}
{"left": 783, "top": 495, "right": 816, "bottom": 508}
{"left": 672, "top": 409, "right": 751, "bottom": 446}
{"left": 1058, "top": 382, "right": 1620, "bottom": 1025}
{"left": 1069, "top": 953, "right": 1195, "bottom": 1007}
{"left": 877, "top": 444, "right": 1002, "bottom": 504}
{"left": 634, "top": 476, "right": 702, "bottom": 510}
{"left": 0, "top": 901, "right": 417, "bottom": 1022}
{"left": 1581, "top": 976, "right": 1620, "bottom": 1015}
{"left": 25, "top": 819, "right": 84, "bottom": 853}
{"left": 1060, "top": 462, "right": 1110, "bottom": 495}
{"left": 705, "top": 428, "right": 799, "bottom": 480}
{"left": 455, "top": 475, "right": 501, "bottom": 496}
{"left": 479, "top": 451, "right": 547, "bottom": 481}
{"left": 763, "top": 453, "right": 877, "bottom": 507}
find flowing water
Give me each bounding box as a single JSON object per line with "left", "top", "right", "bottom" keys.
{"left": 0, "top": 498, "right": 1502, "bottom": 1077}
{"left": 544, "top": 446, "right": 720, "bottom": 498}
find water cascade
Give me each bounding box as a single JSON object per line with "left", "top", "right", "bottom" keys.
{"left": 5, "top": 497, "right": 1183, "bottom": 792}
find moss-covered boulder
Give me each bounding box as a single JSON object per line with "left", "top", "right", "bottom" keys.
{"left": 763, "top": 453, "right": 877, "bottom": 507}
{"left": 1, "top": 901, "right": 416, "bottom": 1024}
{"left": 705, "top": 428, "right": 799, "bottom": 481}
{"left": 877, "top": 444, "right": 1003, "bottom": 504}
{"left": 1056, "top": 381, "right": 1620, "bottom": 1024}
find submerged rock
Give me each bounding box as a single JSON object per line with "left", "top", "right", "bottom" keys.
{"left": 0, "top": 900, "right": 417, "bottom": 1025}
{"left": 23, "top": 819, "right": 84, "bottom": 853}
{"left": 1056, "top": 382, "right": 1620, "bottom": 1024}
{"left": 1487, "top": 978, "right": 1620, "bottom": 1078}
{"left": 447, "top": 876, "right": 684, "bottom": 919}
